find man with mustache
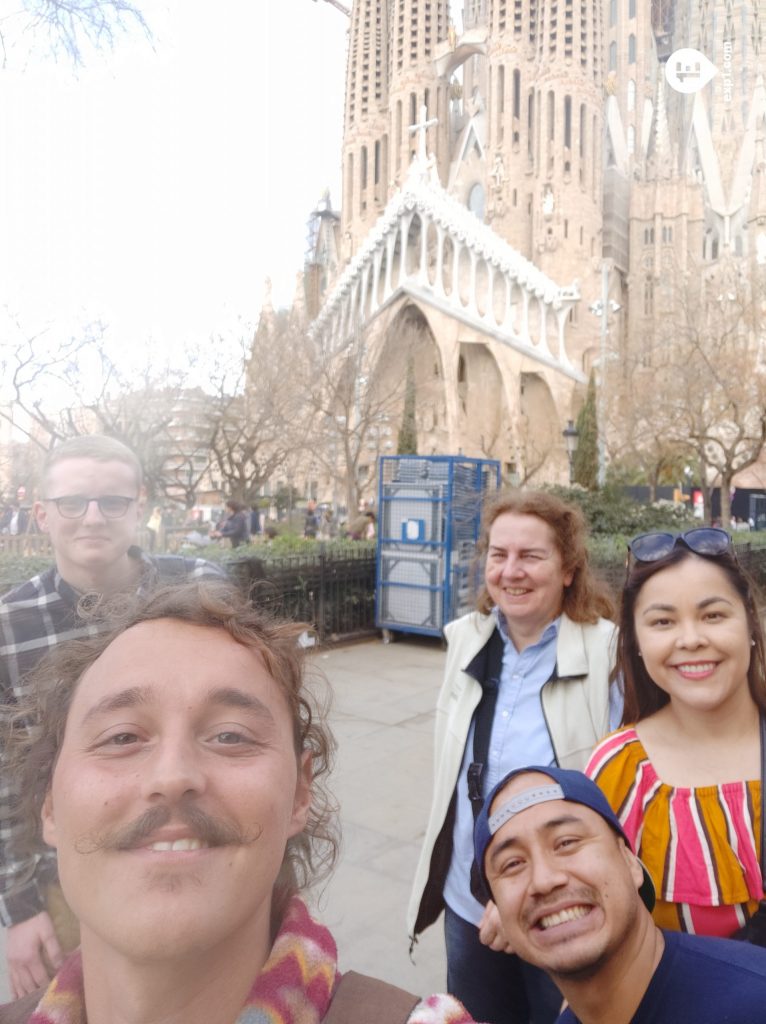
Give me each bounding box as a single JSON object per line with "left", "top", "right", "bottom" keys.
{"left": 0, "top": 580, "right": 475, "bottom": 1024}
{"left": 0, "top": 435, "right": 224, "bottom": 997}
{"left": 473, "top": 766, "right": 766, "bottom": 1024}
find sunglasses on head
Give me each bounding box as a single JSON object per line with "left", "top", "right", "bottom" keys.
{"left": 627, "top": 527, "right": 732, "bottom": 564}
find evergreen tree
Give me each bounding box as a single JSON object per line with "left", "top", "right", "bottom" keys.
{"left": 572, "top": 371, "right": 599, "bottom": 490}
{"left": 397, "top": 355, "right": 418, "bottom": 454}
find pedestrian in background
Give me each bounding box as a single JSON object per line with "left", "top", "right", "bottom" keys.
{"left": 145, "top": 505, "right": 162, "bottom": 552}
{"left": 211, "top": 499, "right": 250, "bottom": 549}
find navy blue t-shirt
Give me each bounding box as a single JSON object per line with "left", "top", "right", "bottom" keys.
{"left": 557, "top": 930, "right": 766, "bottom": 1024}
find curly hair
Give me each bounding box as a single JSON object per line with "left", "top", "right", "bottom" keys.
{"left": 3, "top": 579, "right": 338, "bottom": 927}
{"left": 619, "top": 545, "right": 766, "bottom": 723}
{"left": 474, "top": 490, "right": 615, "bottom": 623}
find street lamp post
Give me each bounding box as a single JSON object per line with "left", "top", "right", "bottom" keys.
{"left": 562, "top": 419, "right": 579, "bottom": 485}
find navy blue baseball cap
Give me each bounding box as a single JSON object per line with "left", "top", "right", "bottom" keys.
{"left": 473, "top": 765, "right": 655, "bottom": 911}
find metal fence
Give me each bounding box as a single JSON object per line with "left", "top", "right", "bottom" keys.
{"left": 228, "top": 546, "right": 377, "bottom": 642}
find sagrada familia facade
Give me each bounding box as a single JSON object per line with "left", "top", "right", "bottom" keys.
{"left": 298, "top": 0, "right": 766, "bottom": 488}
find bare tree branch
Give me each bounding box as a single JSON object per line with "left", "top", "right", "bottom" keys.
{"left": 0, "top": 0, "right": 150, "bottom": 68}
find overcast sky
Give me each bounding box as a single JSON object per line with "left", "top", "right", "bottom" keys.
{"left": 0, "top": 0, "right": 349, "bottom": 370}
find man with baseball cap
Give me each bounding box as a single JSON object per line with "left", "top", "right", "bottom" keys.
{"left": 474, "top": 766, "right": 766, "bottom": 1024}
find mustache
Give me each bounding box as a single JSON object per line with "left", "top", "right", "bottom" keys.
{"left": 74, "top": 804, "right": 262, "bottom": 854}
{"left": 525, "top": 886, "right": 598, "bottom": 926}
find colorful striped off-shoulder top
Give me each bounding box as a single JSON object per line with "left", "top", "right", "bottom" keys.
{"left": 585, "top": 727, "right": 762, "bottom": 937}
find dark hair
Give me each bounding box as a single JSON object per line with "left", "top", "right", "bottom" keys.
{"left": 4, "top": 580, "right": 338, "bottom": 924}
{"left": 475, "top": 490, "right": 615, "bottom": 623}
{"left": 619, "top": 546, "right": 766, "bottom": 722}
{"left": 226, "top": 499, "right": 245, "bottom": 513}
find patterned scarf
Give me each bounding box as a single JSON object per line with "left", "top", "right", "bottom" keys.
{"left": 24, "top": 897, "right": 473, "bottom": 1024}
{"left": 28, "top": 897, "right": 337, "bottom": 1024}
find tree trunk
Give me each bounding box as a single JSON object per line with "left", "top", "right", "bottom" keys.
{"left": 647, "top": 467, "right": 659, "bottom": 504}
{"left": 719, "top": 473, "right": 733, "bottom": 530}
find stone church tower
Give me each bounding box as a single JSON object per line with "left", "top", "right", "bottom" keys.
{"left": 299, "top": 0, "right": 766, "bottom": 494}
{"left": 340, "top": 0, "right": 608, "bottom": 374}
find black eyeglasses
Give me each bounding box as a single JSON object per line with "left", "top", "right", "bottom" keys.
{"left": 628, "top": 527, "right": 732, "bottom": 564}
{"left": 43, "top": 495, "right": 137, "bottom": 519}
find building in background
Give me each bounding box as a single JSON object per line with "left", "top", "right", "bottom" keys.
{"left": 299, "top": 0, "right": 766, "bottom": 492}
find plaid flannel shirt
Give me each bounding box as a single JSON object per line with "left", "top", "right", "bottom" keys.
{"left": 0, "top": 547, "right": 226, "bottom": 926}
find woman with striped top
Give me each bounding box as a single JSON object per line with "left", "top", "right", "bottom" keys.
{"left": 586, "top": 528, "right": 766, "bottom": 938}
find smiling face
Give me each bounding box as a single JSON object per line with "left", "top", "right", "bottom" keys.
{"left": 41, "top": 618, "right": 311, "bottom": 967}
{"left": 484, "top": 772, "right": 645, "bottom": 979}
{"left": 35, "top": 457, "right": 143, "bottom": 590}
{"left": 633, "top": 555, "right": 752, "bottom": 718}
{"left": 484, "top": 513, "right": 573, "bottom": 647}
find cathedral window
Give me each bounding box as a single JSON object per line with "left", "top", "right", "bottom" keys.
{"left": 609, "top": 41, "right": 617, "bottom": 71}
{"left": 629, "top": 0, "right": 635, "bottom": 16}
{"left": 628, "top": 33, "right": 636, "bottom": 63}
{"left": 396, "top": 102, "right": 403, "bottom": 171}
{"left": 609, "top": 0, "right": 617, "bottom": 28}
{"left": 627, "top": 78, "right": 636, "bottom": 112}
{"left": 347, "top": 153, "right": 354, "bottom": 216}
{"left": 513, "top": 69, "right": 521, "bottom": 145}
{"left": 565, "top": 0, "right": 573, "bottom": 58}
{"left": 468, "top": 183, "right": 486, "bottom": 220}
{"left": 563, "top": 95, "right": 572, "bottom": 174}
{"left": 643, "top": 278, "right": 654, "bottom": 316}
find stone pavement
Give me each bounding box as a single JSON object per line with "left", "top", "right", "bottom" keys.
{"left": 0, "top": 633, "right": 449, "bottom": 1002}
{"left": 315, "top": 634, "right": 448, "bottom": 995}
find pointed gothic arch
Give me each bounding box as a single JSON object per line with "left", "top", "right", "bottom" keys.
{"left": 374, "top": 304, "right": 448, "bottom": 453}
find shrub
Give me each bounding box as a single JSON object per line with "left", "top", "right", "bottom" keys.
{"left": 546, "top": 485, "right": 697, "bottom": 536}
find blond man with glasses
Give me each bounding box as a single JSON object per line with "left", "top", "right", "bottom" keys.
{"left": 0, "top": 435, "right": 224, "bottom": 998}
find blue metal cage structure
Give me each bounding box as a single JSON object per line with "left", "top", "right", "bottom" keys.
{"left": 375, "top": 455, "right": 501, "bottom": 638}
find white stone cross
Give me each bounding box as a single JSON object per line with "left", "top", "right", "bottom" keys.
{"left": 409, "top": 104, "right": 439, "bottom": 165}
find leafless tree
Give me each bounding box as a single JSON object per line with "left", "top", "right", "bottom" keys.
{"left": 0, "top": 0, "right": 150, "bottom": 68}
{"left": 0, "top": 316, "right": 215, "bottom": 504}
{"left": 607, "top": 256, "right": 766, "bottom": 525}
{"left": 296, "top": 322, "right": 407, "bottom": 514}
{"left": 205, "top": 317, "right": 310, "bottom": 505}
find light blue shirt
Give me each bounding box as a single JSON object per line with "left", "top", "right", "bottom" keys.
{"left": 443, "top": 612, "right": 560, "bottom": 926}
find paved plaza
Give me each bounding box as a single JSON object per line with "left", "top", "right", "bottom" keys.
{"left": 0, "top": 633, "right": 449, "bottom": 1002}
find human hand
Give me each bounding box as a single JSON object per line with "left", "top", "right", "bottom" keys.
{"left": 478, "top": 900, "right": 514, "bottom": 953}
{"left": 6, "top": 911, "right": 63, "bottom": 998}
